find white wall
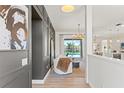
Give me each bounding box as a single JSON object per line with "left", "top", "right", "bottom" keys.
{"left": 55, "top": 30, "right": 85, "bottom": 58}
{"left": 88, "top": 54, "right": 124, "bottom": 88}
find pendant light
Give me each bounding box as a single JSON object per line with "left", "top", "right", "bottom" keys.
{"left": 72, "top": 24, "right": 85, "bottom": 39}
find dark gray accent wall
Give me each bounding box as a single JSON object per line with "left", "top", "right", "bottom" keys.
{"left": 32, "top": 6, "right": 55, "bottom": 80}
{"left": 32, "top": 20, "right": 50, "bottom": 79}
{"left": 50, "top": 24, "right": 56, "bottom": 67}
{"left": 0, "top": 51, "right": 30, "bottom": 88}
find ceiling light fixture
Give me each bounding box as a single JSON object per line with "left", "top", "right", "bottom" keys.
{"left": 61, "top": 5, "right": 75, "bottom": 13}
{"left": 72, "top": 24, "right": 85, "bottom": 39}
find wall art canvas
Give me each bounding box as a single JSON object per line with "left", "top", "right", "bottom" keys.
{"left": 0, "top": 5, "right": 28, "bottom": 50}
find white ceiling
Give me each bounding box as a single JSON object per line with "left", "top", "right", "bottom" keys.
{"left": 45, "top": 5, "right": 124, "bottom": 38}
{"left": 45, "top": 5, "right": 85, "bottom": 32}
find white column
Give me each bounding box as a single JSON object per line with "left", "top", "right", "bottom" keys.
{"left": 85, "top": 5, "right": 93, "bottom": 83}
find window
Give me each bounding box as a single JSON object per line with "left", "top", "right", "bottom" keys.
{"left": 64, "top": 39, "right": 82, "bottom": 58}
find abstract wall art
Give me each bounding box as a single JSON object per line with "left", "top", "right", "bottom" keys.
{"left": 0, "top": 5, "right": 28, "bottom": 50}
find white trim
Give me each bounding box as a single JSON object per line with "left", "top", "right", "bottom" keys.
{"left": 32, "top": 80, "right": 44, "bottom": 84}
{"left": 32, "top": 68, "right": 51, "bottom": 84}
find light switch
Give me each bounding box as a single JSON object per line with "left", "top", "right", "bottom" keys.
{"left": 22, "top": 58, "right": 28, "bottom": 66}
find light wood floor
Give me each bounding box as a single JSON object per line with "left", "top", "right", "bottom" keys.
{"left": 32, "top": 68, "right": 90, "bottom": 88}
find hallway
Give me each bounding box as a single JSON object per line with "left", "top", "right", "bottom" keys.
{"left": 32, "top": 68, "right": 90, "bottom": 88}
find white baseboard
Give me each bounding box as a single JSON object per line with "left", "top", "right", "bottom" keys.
{"left": 32, "top": 68, "right": 51, "bottom": 84}
{"left": 32, "top": 80, "right": 44, "bottom": 84}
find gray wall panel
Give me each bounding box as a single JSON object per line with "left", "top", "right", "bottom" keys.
{"left": 32, "top": 20, "right": 43, "bottom": 79}
{"left": 32, "top": 5, "right": 51, "bottom": 80}
{"left": 32, "top": 6, "right": 55, "bottom": 80}
{"left": 0, "top": 51, "right": 26, "bottom": 76}
{"left": 32, "top": 19, "right": 50, "bottom": 79}
{"left": 0, "top": 51, "right": 30, "bottom": 88}
{"left": 4, "top": 67, "right": 30, "bottom": 88}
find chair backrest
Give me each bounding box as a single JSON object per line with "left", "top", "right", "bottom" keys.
{"left": 54, "top": 55, "right": 68, "bottom": 66}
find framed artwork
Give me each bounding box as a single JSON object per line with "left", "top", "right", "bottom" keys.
{"left": 0, "top": 5, "right": 28, "bottom": 50}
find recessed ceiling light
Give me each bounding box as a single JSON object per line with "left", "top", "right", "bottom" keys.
{"left": 61, "top": 5, "right": 75, "bottom": 13}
